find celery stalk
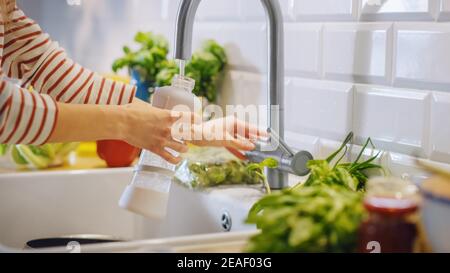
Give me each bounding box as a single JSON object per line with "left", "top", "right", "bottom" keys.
{"left": 11, "top": 146, "right": 28, "bottom": 165}
{"left": 55, "top": 142, "right": 79, "bottom": 158}
{"left": 0, "top": 144, "right": 9, "bottom": 156}
{"left": 16, "top": 145, "right": 52, "bottom": 169}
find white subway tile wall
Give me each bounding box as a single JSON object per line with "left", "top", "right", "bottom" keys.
{"left": 353, "top": 85, "right": 431, "bottom": 157}
{"left": 323, "top": 23, "right": 393, "bottom": 84}
{"left": 293, "top": 0, "right": 358, "bottom": 21}
{"left": 285, "top": 23, "right": 322, "bottom": 78}
{"left": 439, "top": 0, "right": 450, "bottom": 21}
{"left": 394, "top": 23, "right": 450, "bottom": 91}
{"left": 241, "top": 0, "right": 294, "bottom": 21}
{"left": 430, "top": 91, "right": 450, "bottom": 162}
{"left": 17, "top": 0, "right": 450, "bottom": 167}
{"left": 360, "top": 0, "right": 437, "bottom": 21}
{"left": 196, "top": 0, "right": 240, "bottom": 21}
{"left": 285, "top": 78, "right": 353, "bottom": 141}
{"left": 192, "top": 22, "right": 267, "bottom": 72}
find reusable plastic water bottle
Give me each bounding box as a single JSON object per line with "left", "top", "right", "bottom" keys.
{"left": 119, "top": 70, "right": 202, "bottom": 219}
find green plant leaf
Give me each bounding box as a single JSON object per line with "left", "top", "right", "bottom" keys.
{"left": 0, "top": 144, "right": 9, "bottom": 156}
{"left": 11, "top": 146, "right": 28, "bottom": 165}
{"left": 326, "top": 132, "right": 353, "bottom": 163}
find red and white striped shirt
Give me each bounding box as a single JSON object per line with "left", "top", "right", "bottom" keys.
{"left": 0, "top": 6, "right": 136, "bottom": 145}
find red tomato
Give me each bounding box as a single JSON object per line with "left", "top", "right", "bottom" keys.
{"left": 96, "top": 140, "right": 140, "bottom": 168}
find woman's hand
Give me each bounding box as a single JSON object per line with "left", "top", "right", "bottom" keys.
{"left": 120, "top": 98, "right": 193, "bottom": 164}
{"left": 189, "top": 116, "right": 268, "bottom": 151}
{"left": 122, "top": 104, "right": 267, "bottom": 162}
{"left": 49, "top": 99, "right": 265, "bottom": 165}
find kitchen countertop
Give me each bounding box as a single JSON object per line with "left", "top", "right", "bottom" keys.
{"left": 0, "top": 141, "right": 138, "bottom": 174}
{"left": 0, "top": 155, "right": 135, "bottom": 174}
{"left": 11, "top": 230, "right": 258, "bottom": 253}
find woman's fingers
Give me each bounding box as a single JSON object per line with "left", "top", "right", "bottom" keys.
{"left": 226, "top": 134, "right": 255, "bottom": 151}
{"left": 164, "top": 139, "right": 188, "bottom": 153}
{"left": 157, "top": 149, "right": 183, "bottom": 165}
{"left": 225, "top": 147, "right": 248, "bottom": 160}
{"left": 233, "top": 118, "right": 268, "bottom": 139}
{"left": 157, "top": 114, "right": 266, "bottom": 155}
{"left": 170, "top": 111, "right": 202, "bottom": 125}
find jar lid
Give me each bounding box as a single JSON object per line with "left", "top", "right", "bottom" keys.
{"left": 364, "top": 197, "right": 418, "bottom": 214}
{"left": 364, "top": 177, "right": 419, "bottom": 214}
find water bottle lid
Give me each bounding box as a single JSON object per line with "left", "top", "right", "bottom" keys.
{"left": 171, "top": 74, "right": 195, "bottom": 92}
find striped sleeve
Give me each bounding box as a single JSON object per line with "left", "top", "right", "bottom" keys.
{"left": 0, "top": 80, "right": 57, "bottom": 145}
{"left": 2, "top": 8, "right": 136, "bottom": 105}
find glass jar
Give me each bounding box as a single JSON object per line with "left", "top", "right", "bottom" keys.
{"left": 358, "top": 177, "right": 420, "bottom": 253}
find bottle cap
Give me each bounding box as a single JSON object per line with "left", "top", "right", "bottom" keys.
{"left": 171, "top": 74, "right": 195, "bottom": 92}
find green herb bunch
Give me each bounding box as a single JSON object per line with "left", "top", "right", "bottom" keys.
{"left": 177, "top": 158, "right": 278, "bottom": 191}
{"left": 297, "top": 132, "right": 383, "bottom": 191}
{"left": 246, "top": 132, "right": 384, "bottom": 253}
{"left": 246, "top": 184, "right": 365, "bottom": 252}
{"left": 246, "top": 158, "right": 278, "bottom": 194}
{"left": 112, "top": 31, "right": 227, "bottom": 103}
{"left": 112, "top": 31, "right": 169, "bottom": 83}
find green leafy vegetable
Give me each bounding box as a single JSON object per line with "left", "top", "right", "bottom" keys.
{"left": 113, "top": 32, "right": 227, "bottom": 103}
{"left": 246, "top": 158, "right": 279, "bottom": 194}
{"left": 15, "top": 144, "right": 54, "bottom": 169}
{"left": 11, "top": 146, "right": 27, "bottom": 165}
{"left": 246, "top": 184, "right": 365, "bottom": 253}
{"left": 175, "top": 158, "right": 277, "bottom": 190}
{"left": 112, "top": 31, "right": 170, "bottom": 83}
{"left": 298, "top": 132, "right": 383, "bottom": 191}
{"left": 0, "top": 144, "right": 9, "bottom": 156}
{"left": 202, "top": 40, "right": 227, "bottom": 68}
{"left": 245, "top": 132, "right": 384, "bottom": 253}
{"left": 10, "top": 143, "right": 79, "bottom": 169}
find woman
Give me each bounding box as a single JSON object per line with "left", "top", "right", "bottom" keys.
{"left": 0, "top": 0, "right": 263, "bottom": 164}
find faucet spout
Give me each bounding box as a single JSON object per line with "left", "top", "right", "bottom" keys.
{"left": 174, "top": 0, "right": 201, "bottom": 60}
{"left": 260, "top": 0, "right": 284, "bottom": 138}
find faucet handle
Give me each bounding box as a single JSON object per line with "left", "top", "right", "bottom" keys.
{"left": 256, "top": 127, "right": 295, "bottom": 155}
{"left": 265, "top": 128, "right": 313, "bottom": 176}
{"left": 289, "top": 150, "right": 313, "bottom": 176}
{"left": 266, "top": 128, "right": 295, "bottom": 156}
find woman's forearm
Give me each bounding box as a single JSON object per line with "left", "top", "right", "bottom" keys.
{"left": 47, "top": 103, "right": 127, "bottom": 143}
{"left": 45, "top": 100, "right": 263, "bottom": 164}
{"left": 47, "top": 100, "right": 191, "bottom": 164}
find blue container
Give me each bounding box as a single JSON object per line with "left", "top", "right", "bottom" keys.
{"left": 129, "top": 69, "right": 154, "bottom": 102}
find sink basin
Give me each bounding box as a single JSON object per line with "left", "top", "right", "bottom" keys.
{"left": 0, "top": 168, "right": 262, "bottom": 251}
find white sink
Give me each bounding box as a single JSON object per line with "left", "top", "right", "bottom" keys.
{"left": 0, "top": 168, "right": 262, "bottom": 251}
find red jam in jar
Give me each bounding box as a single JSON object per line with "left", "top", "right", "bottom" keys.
{"left": 358, "top": 177, "right": 419, "bottom": 253}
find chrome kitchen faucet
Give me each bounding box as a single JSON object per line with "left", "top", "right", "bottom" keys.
{"left": 173, "top": 0, "right": 313, "bottom": 189}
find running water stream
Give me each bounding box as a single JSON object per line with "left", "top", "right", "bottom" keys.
{"left": 177, "top": 59, "right": 186, "bottom": 77}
